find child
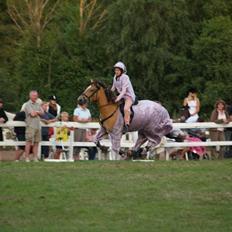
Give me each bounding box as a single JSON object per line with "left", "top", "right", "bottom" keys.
{"left": 54, "top": 111, "right": 71, "bottom": 159}
{"left": 111, "top": 62, "right": 136, "bottom": 129}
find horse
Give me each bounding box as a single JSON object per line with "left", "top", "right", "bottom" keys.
{"left": 81, "top": 80, "right": 173, "bottom": 160}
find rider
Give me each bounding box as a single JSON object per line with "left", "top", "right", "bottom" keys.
{"left": 111, "top": 61, "right": 136, "bottom": 130}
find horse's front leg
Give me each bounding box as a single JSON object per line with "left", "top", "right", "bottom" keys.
{"left": 94, "top": 127, "right": 107, "bottom": 146}
{"left": 133, "top": 132, "right": 148, "bottom": 151}
{"left": 109, "top": 132, "right": 122, "bottom": 160}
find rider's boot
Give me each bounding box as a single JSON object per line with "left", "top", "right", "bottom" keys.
{"left": 123, "top": 110, "right": 130, "bottom": 133}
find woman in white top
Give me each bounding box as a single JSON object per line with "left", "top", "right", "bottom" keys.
{"left": 183, "top": 88, "right": 200, "bottom": 123}
{"left": 73, "top": 96, "right": 91, "bottom": 160}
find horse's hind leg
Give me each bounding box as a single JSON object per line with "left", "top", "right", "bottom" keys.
{"left": 142, "top": 133, "right": 162, "bottom": 159}
{"left": 130, "top": 131, "right": 148, "bottom": 159}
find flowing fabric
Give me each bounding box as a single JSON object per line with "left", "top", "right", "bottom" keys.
{"left": 95, "top": 100, "right": 173, "bottom": 157}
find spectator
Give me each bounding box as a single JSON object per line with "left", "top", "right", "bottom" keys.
{"left": 48, "top": 95, "right": 61, "bottom": 118}
{"left": 225, "top": 102, "right": 232, "bottom": 157}
{"left": 24, "top": 90, "right": 44, "bottom": 162}
{"left": 0, "top": 98, "right": 8, "bottom": 144}
{"left": 40, "top": 102, "right": 57, "bottom": 160}
{"left": 86, "top": 128, "right": 98, "bottom": 160}
{"left": 14, "top": 111, "right": 26, "bottom": 161}
{"left": 73, "top": 96, "right": 91, "bottom": 160}
{"left": 210, "top": 99, "right": 229, "bottom": 159}
{"left": 21, "top": 98, "right": 42, "bottom": 111}
{"left": 54, "top": 111, "right": 70, "bottom": 159}
{"left": 183, "top": 88, "right": 200, "bottom": 123}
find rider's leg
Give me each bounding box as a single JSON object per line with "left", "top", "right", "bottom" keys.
{"left": 124, "top": 98, "right": 133, "bottom": 125}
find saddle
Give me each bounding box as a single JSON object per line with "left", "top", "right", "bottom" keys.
{"left": 119, "top": 97, "right": 139, "bottom": 124}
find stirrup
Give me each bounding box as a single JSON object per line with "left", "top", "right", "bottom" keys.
{"left": 123, "top": 124, "right": 130, "bottom": 134}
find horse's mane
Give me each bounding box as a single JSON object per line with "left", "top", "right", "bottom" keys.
{"left": 92, "top": 80, "right": 116, "bottom": 102}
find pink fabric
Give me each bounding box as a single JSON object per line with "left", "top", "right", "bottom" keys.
{"left": 95, "top": 100, "right": 173, "bottom": 154}
{"left": 186, "top": 136, "right": 206, "bottom": 156}
{"left": 112, "top": 74, "right": 136, "bottom": 102}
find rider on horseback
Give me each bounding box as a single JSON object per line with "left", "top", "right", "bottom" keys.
{"left": 111, "top": 62, "right": 136, "bottom": 131}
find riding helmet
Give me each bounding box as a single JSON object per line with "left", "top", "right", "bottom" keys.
{"left": 114, "top": 61, "right": 127, "bottom": 73}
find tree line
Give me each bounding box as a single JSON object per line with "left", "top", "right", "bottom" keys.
{"left": 1, "top": 0, "right": 232, "bottom": 119}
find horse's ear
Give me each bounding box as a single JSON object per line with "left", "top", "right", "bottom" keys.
{"left": 90, "top": 79, "right": 94, "bottom": 84}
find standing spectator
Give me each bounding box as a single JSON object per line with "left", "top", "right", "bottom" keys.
{"left": 73, "top": 96, "right": 91, "bottom": 160}
{"left": 210, "top": 99, "right": 229, "bottom": 159}
{"left": 21, "top": 98, "right": 42, "bottom": 111}
{"left": 183, "top": 88, "right": 200, "bottom": 123}
{"left": 86, "top": 128, "right": 98, "bottom": 160}
{"left": 54, "top": 111, "right": 71, "bottom": 159}
{"left": 24, "top": 90, "right": 44, "bottom": 162}
{"left": 14, "top": 111, "right": 26, "bottom": 161}
{"left": 48, "top": 95, "right": 61, "bottom": 118}
{"left": 225, "top": 102, "right": 232, "bottom": 157}
{"left": 40, "top": 102, "right": 57, "bottom": 160}
{"left": 0, "top": 98, "right": 8, "bottom": 145}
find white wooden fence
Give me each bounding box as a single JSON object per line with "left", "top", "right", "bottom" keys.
{"left": 1, "top": 121, "right": 232, "bottom": 160}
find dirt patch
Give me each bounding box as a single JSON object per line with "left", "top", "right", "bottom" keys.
{"left": 0, "top": 150, "right": 16, "bottom": 161}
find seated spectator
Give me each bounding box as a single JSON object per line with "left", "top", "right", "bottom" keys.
{"left": 14, "top": 111, "right": 26, "bottom": 161}
{"left": 183, "top": 88, "right": 200, "bottom": 123}
{"left": 54, "top": 111, "right": 71, "bottom": 159}
{"left": 73, "top": 96, "right": 91, "bottom": 160}
{"left": 0, "top": 98, "right": 8, "bottom": 146}
{"left": 48, "top": 95, "right": 61, "bottom": 118}
{"left": 209, "top": 99, "right": 229, "bottom": 159}
{"left": 40, "top": 102, "right": 57, "bottom": 160}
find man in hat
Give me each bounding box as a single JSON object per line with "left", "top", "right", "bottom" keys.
{"left": 48, "top": 95, "right": 61, "bottom": 118}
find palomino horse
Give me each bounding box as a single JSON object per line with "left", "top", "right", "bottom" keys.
{"left": 81, "top": 80, "right": 173, "bottom": 160}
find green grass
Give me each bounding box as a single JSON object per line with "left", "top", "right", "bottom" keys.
{"left": 1, "top": 160, "right": 232, "bottom": 232}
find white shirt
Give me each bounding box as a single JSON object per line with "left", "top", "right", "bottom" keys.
{"left": 73, "top": 106, "right": 91, "bottom": 119}
{"left": 217, "top": 111, "right": 226, "bottom": 131}
{"left": 185, "top": 99, "right": 199, "bottom": 123}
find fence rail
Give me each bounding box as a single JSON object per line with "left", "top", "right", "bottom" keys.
{"left": 1, "top": 121, "right": 232, "bottom": 160}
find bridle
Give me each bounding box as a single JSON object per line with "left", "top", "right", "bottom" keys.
{"left": 81, "top": 82, "right": 119, "bottom": 128}
{"left": 81, "top": 84, "right": 100, "bottom": 101}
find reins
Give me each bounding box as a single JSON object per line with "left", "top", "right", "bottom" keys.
{"left": 99, "top": 105, "right": 119, "bottom": 127}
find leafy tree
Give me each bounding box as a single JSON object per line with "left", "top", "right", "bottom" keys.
{"left": 192, "top": 16, "right": 232, "bottom": 116}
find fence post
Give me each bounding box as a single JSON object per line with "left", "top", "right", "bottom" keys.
{"left": 69, "top": 130, "right": 74, "bottom": 160}
{"left": 38, "top": 142, "right": 41, "bottom": 160}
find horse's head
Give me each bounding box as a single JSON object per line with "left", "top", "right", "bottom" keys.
{"left": 81, "top": 80, "right": 106, "bottom": 102}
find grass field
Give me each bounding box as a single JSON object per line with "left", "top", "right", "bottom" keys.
{"left": 1, "top": 160, "right": 232, "bottom": 232}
